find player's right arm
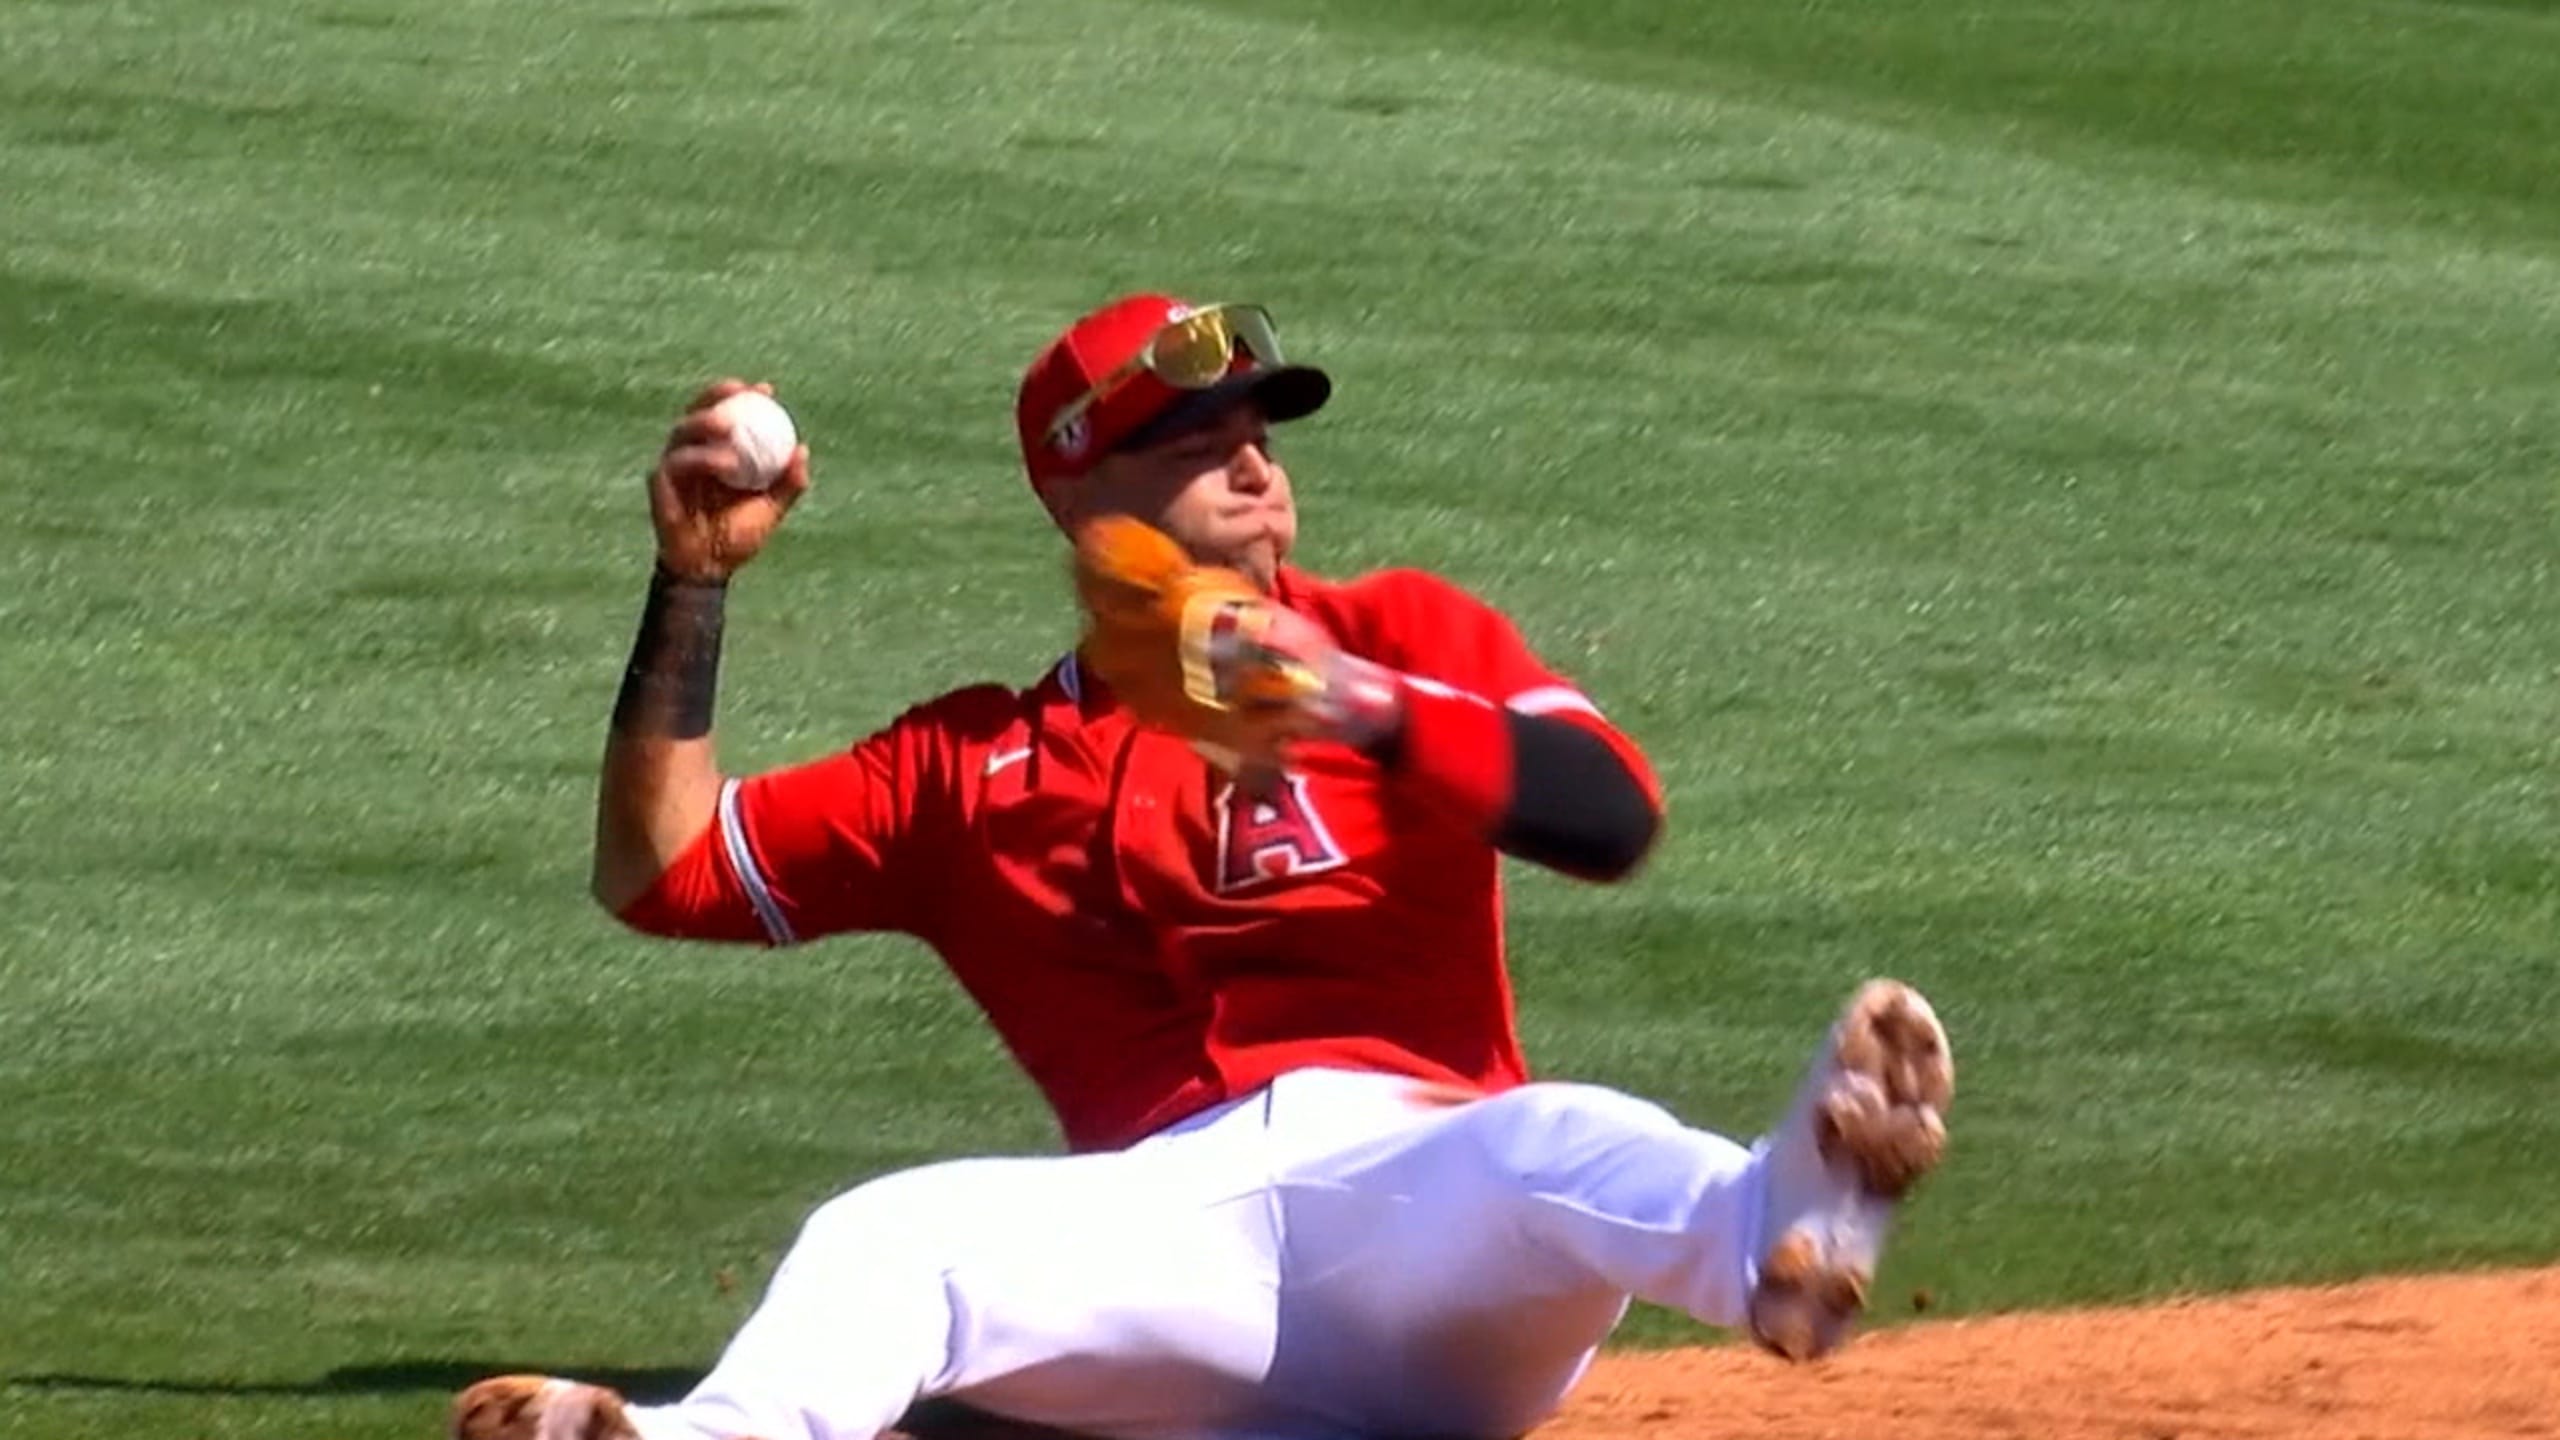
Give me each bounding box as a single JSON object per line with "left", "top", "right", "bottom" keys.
{"left": 591, "top": 379, "right": 812, "bottom": 915}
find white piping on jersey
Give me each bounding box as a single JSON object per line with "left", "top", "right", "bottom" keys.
{"left": 1505, "top": 684, "right": 1601, "bottom": 719}
{"left": 718, "top": 777, "right": 797, "bottom": 946}
{"left": 984, "top": 746, "right": 1033, "bottom": 778}
{"left": 1402, "top": 674, "right": 1489, "bottom": 706}
{"left": 1065, "top": 646, "right": 1597, "bottom": 724}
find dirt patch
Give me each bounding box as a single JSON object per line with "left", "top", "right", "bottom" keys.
{"left": 1546, "top": 1265, "right": 2560, "bottom": 1440}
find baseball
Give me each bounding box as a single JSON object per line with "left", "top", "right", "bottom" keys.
{"left": 711, "top": 389, "right": 798, "bottom": 493}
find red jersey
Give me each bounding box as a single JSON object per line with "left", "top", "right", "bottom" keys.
{"left": 623, "top": 566, "right": 1658, "bottom": 1152}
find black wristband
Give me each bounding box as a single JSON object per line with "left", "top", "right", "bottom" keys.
{"left": 610, "top": 565, "right": 728, "bottom": 739}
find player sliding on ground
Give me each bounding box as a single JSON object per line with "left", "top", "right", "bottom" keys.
{"left": 451, "top": 294, "right": 1955, "bottom": 1440}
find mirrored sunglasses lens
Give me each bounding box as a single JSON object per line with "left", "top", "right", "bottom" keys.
{"left": 1151, "top": 310, "right": 1236, "bottom": 388}
{"left": 1223, "top": 306, "right": 1283, "bottom": 369}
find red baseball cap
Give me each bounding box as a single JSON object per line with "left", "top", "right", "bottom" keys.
{"left": 1015, "top": 293, "right": 1331, "bottom": 484}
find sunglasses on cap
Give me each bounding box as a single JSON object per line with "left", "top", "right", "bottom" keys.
{"left": 1042, "top": 303, "right": 1286, "bottom": 452}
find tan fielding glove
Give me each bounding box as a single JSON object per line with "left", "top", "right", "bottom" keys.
{"left": 1073, "top": 517, "right": 1404, "bottom": 783}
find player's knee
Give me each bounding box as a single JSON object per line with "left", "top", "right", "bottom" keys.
{"left": 790, "top": 1178, "right": 934, "bottom": 1267}
{"left": 787, "top": 1160, "right": 992, "bottom": 1268}
{"left": 792, "top": 1191, "right": 879, "bottom": 1256}
{"left": 1497, "top": 1081, "right": 1680, "bottom": 1131}
{"left": 1470, "top": 1083, "right": 1684, "bottom": 1175}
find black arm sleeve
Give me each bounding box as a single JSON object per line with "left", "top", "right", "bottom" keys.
{"left": 609, "top": 566, "right": 728, "bottom": 739}
{"left": 1491, "top": 710, "right": 1662, "bottom": 881}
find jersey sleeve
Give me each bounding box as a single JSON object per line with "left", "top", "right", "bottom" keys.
{"left": 1336, "top": 569, "right": 1664, "bottom": 849}
{"left": 616, "top": 685, "right": 1011, "bottom": 947}
{"left": 1352, "top": 569, "right": 1646, "bottom": 739}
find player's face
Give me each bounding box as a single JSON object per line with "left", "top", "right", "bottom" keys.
{"left": 1059, "top": 404, "right": 1297, "bottom": 592}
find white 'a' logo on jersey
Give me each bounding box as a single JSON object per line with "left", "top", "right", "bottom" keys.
{"left": 1211, "top": 774, "right": 1346, "bottom": 893}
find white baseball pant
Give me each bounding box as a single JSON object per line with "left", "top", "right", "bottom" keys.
{"left": 626, "top": 1069, "right": 1764, "bottom": 1440}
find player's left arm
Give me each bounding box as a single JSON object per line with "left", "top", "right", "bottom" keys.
{"left": 1308, "top": 571, "right": 1664, "bottom": 882}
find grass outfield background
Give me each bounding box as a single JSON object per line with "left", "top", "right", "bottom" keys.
{"left": 3, "top": 0, "right": 2556, "bottom": 1436}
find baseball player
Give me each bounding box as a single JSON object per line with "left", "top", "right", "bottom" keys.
{"left": 452, "top": 295, "right": 1955, "bottom": 1440}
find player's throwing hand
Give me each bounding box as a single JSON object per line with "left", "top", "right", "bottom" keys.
{"left": 650, "top": 379, "right": 812, "bottom": 583}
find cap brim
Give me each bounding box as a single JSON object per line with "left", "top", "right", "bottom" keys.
{"left": 1116, "top": 365, "right": 1331, "bottom": 455}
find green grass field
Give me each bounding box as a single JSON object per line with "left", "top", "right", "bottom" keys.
{"left": 5, "top": 0, "right": 2557, "bottom": 1435}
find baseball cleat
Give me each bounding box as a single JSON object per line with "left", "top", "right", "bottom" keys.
{"left": 450, "top": 1375, "right": 640, "bottom": 1440}
{"left": 1746, "top": 979, "right": 1954, "bottom": 1363}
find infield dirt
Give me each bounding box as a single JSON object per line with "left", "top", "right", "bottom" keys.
{"left": 1546, "top": 1265, "right": 2560, "bottom": 1440}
